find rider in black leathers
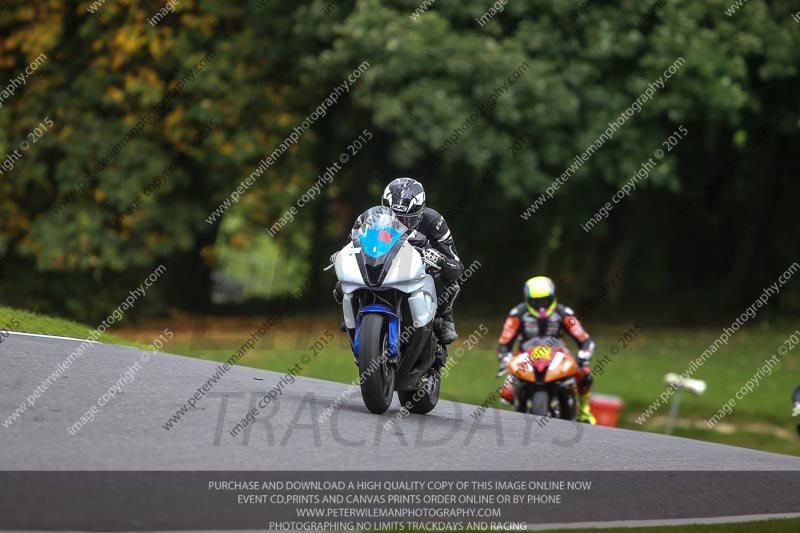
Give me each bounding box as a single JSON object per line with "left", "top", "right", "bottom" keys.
{"left": 334, "top": 178, "right": 463, "bottom": 344}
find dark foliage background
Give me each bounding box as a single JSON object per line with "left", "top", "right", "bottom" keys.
{"left": 0, "top": 0, "right": 798, "bottom": 323}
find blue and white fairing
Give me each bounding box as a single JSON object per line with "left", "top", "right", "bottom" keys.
{"left": 334, "top": 207, "right": 437, "bottom": 331}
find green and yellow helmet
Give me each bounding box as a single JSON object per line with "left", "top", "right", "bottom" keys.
{"left": 524, "top": 276, "right": 557, "bottom": 318}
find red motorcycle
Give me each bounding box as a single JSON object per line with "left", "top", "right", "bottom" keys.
{"left": 504, "top": 344, "right": 579, "bottom": 418}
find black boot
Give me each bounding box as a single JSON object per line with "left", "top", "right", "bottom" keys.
{"left": 434, "top": 311, "right": 458, "bottom": 344}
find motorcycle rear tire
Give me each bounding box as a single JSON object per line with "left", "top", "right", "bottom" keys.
{"left": 359, "top": 314, "right": 395, "bottom": 414}
{"left": 397, "top": 370, "right": 440, "bottom": 415}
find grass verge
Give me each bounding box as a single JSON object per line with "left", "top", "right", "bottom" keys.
{"left": 0, "top": 305, "right": 146, "bottom": 349}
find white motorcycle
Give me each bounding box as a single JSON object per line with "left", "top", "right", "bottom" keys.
{"left": 327, "top": 206, "right": 445, "bottom": 414}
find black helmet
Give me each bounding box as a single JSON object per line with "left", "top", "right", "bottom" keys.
{"left": 382, "top": 177, "right": 426, "bottom": 229}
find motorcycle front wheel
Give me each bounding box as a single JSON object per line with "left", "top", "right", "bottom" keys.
{"left": 513, "top": 380, "right": 529, "bottom": 413}
{"left": 558, "top": 387, "right": 576, "bottom": 420}
{"left": 531, "top": 390, "right": 550, "bottom": 416}
{"left": 358, "top": 313, "right": 395, "bottom": 414}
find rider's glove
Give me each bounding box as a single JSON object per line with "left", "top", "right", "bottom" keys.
{"left": 577, "top": 349, "right": 592, "bottom": 367}
{"left": 329, "top": 251, "right": 339, "bottom": 265}
{"left": 422, "top": 247, "right": 445, "bottom": 267}
{"left": 497, "top": 350, "right": 511, "bottom": 373}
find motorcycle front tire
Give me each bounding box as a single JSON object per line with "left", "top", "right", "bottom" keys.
{"left": 531, "top": 390, "right": 550, "bottom": 416}
{"left": 358, "top": 314, "right": 395, "bottom": 414}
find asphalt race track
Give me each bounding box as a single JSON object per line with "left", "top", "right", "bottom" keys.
{"left": 3, "top": 332, "right": 800, "bottom": 470}
{"left": 1, "top": 332, "right": 799, "bottom": 530}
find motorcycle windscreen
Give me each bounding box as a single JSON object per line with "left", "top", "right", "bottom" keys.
{"left": 353, "top": 207, "right": 410, "bottom": 286}
{"left": 358, "top": 211, "right": 407, "bottom": 260}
